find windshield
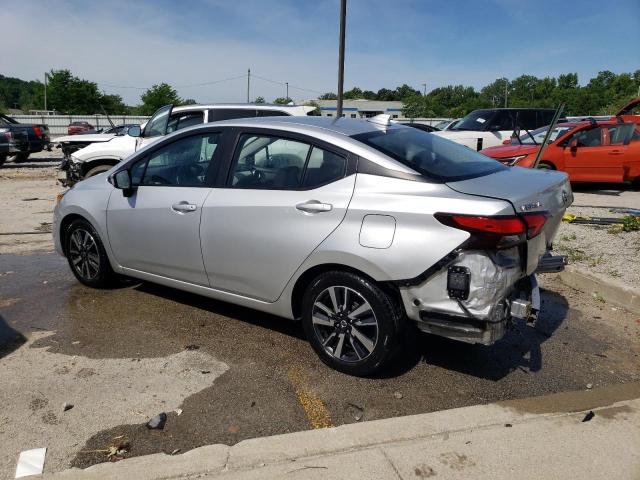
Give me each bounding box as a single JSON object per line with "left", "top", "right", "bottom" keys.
{"left": 0, "top": 114, "right": 19, "bottom": 125}
{"left": 353, "top": 127, "right": 506, "bottom": 182}
{"left": 450, "top": 110, "right": 495, "bottom": 131}
{"left": 518, "top": 125, "right": 574, "bottom": 145}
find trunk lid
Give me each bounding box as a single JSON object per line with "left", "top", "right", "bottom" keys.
{"left": 445, "top": 167, "right": 573, "bottom": 274}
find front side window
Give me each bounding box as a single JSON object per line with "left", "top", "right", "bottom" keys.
{"left": 572, "top": 126, "right": 604, "bottom": 147}
{"left": 353, "top": 127, "right": 506, "bottom": 182}
{"left": 135, "top": 133, "right": 219, "bottom": 187}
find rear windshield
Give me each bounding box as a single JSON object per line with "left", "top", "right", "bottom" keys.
{"left": 450, "top": 110, "right": 496, "bottom": 131}
{"left": 352, "top": 127, "right": 507, "bottom": 182}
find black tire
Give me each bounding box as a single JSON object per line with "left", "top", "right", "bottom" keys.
{"left": 537, "top": 161, "right": 554, "bottom": 170}
{"left": 13, "top": 152, "right": 29, "bottom": 162}
{"left": 0, "top": 155, "right": 6, "bottom": 167}
{"left": 64, "top": 218, "right": 116, "bottom": 288}
{"left": 85, "top": 165, "right": 112, "bottom": 179}
{"left": 301, "top": 271, "right": 402, "bottom": 376}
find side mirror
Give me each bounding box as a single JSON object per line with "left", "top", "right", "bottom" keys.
{"left": 113, "top": 170, "right": 135, "bottom": 197}
{"left": 128, "top": 125, "right": 141, "bottom": 137}
{"left": 569, "top": 138, "right": 578, "bottom": 152}
{"left": 503, "top": 139, "right": 512, "bottom": 145}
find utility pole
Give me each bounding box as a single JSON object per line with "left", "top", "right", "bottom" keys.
{"left": 247, "top": 69, "right": 250, "bottom": 103}
{"left": 336, "top": 0, "right": 346, "bottom": 118}
{"left": 44, "top": 72, "right": 48, "bottom": 111}
{"left": 286, "top": 82, "right": 289, "bottom": 100}
{"left": 422, "top": 83, "right": 426, "bottom": 96}
{"left": 504, "top": 78, "right": 508, "bottom": 108}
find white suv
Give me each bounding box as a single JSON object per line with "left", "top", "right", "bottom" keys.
{"left": 58, "top": 103, "right": 316, "bottom": 185}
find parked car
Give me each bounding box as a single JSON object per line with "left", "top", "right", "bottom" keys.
{"left": 58, "top": 103, "right": 317, "bottom": 186}
{"left": 480, "top": 119, "right": 640, "bottom": 184}
{"left": 67, "top": 121, "right": 94, "bottom": 135}
{"left": 54, "top": 115, "right": 572, "bottom": 376}
{"left": 399, "top": 122, "right": 439, "bottom": 132}
{"left": 434, "top": 108, "right": 562, "bottom": 151}
{"left": 434, "top": 118, "right": 461, "bottom": 131}
{"left": 0, "top": 113, "right": 51, "bottom": 166}
{"left": 55, "top": 124, "right": 141, "bottom": 161}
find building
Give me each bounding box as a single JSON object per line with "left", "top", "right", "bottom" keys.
{"left": 313, "top": 100, "right": 404, "bottom": 118}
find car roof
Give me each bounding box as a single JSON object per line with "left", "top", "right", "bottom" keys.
{"left": 172, "top": 103, "right": 312, "bottom": 113}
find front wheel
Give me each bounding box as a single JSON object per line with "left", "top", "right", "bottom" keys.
{"left": 64, "top": 218, "right": 116, "bottom": 288}
{"left": 301, "top": 271, "right": 402, "bottom": 376}
{"left": 0, "top": 155, "right": 6, "bottom": 167}
{"left": 85, "top": 164, "right": 112, "bottom": 179}
{"left": 13, "top": 153, "right": 30, "bottom": 162}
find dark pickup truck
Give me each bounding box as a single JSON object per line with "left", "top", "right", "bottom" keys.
{"left": 0, "top": 113, "right": 51, "bottom": 167}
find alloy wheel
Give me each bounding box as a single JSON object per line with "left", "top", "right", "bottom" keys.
{"left": 68, "top": 228, "right": 100, "bottom": 280}
{"left": 311, "top": 286, "right": 379, "bottom": 363}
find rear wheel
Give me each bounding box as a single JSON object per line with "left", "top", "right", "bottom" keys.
{"left": 13, "top": 153, "right": 30, "bottom": 162}
{"left": 301, "top": 271, "right": 402, "bottom": 376}
{"left": 85, "top": 164, "right": 112, "bottom": 179}
{"left": 64, "top": 218, "right": 116, "bottom": 288}
{"left": 0, "top": 155, "right": 6, "bottom": 167}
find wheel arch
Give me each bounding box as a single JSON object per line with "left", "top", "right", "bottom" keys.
{"left": 80, "top": 157, "right": 121, "bottom": 177}
{"left": 537, "top": 160, "right": 556, "bottom": 170}
{"left": 59, "top": 213, "right": 90, "bottom": 256}
{"left": 290, "top": 263, "right": 400, "bottom": 320}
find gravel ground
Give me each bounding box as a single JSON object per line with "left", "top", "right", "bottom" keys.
{"left": 555, "top": 205, "right": 640, "bottom": 289}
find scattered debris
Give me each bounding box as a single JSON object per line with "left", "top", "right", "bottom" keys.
{"left": 62, "top": 402, "right": 74, "bottom": 412}
{"left": 15, "top": 448, "right": 47, "bottom": 478}
{"left": 184, "top": 344, "right": 199, "bottom": 351}
{"left": 72, "top": 341, "right": 80, "bottom": 345}
{"left": 505, "top": 423, "right": 513, "bottom": 427}
{"left": 593, "top": 353, "right": 608, "bottom": 358}
{"left": 146, "top": 413, "right": 167, "bottom": 430}
{"left": 393, "top": 392, "right": 403, "bottom": 399}
{"left": 228, "top": 424, "right": 240, "bottom": 434}
{"left": 582, "top": 411, "right": 595, "bottom": 422}
{"left": 174, "top": 408, "right": 183, "bottom": 416}
{"left": 250, "top": 401, "right": 256, "bottom": 407}
{"left": 346, "top": 402, "right": 364, "bottom": 421}
{"left": 201, "top": 370, "right": 210, "bottom": 374}
{"left": 465, "top": 441, "right": 472, "bottom": 445}
{"left": 586, "top": 383, "right": 593, "bottom": 389}
{"left": 107, "top": 439, "right": 131, "bottom": 461}
{"left": 170, "top": 449, "right": 181, "bottom": 455}
{"left": 0, "top": 270, "right": 14, "bottom": 276}
{"left": 21, "top": 197, "right": 40, "bottom": 201}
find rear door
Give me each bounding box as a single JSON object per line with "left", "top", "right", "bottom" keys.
{"left": 200, "top": 130, "right": 356, "bottom": 301}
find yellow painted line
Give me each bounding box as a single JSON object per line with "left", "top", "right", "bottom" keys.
{"left": 287, "top": 365, "right": 333, "bottom": 429}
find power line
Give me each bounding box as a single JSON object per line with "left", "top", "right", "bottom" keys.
{"left": 98, "top": 73, "right": 247, "bottom": 90}
{"left": 251, "top": 73, "right": 325, "bottom": 95}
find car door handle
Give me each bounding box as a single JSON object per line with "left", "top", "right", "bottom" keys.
{"left": 296, "top": 200, "right": 333, "bottom": 213}
{"left": 171, "top": 202, "right": 197, "bottom": 213}
{"left": 608, "top": 150, "right": 623, "bottom": 155}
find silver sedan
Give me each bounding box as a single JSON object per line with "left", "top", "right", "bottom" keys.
{"left": 53, "top": 115, "right": 572, "bottom": 376}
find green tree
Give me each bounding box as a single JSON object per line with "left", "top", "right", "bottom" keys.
{"left": 47, "top": 69, "right": 103, "bottom": 114}
{"left": 254, "top": 96, "right": 266, "bottom": 104}
{"left": 273, "top": 97, "right": 293, "bottom": 104}
{"left": 140, "top": 83, "right": 182, "bottom": 115}
{"left": 344, "top": 87, "right": 364, "bottom": 99}
{"left": 319, "top": 92, "right": 337, "bottom": 100}
{"left": 182, "top": 98, "right": 197, "bottom": 105}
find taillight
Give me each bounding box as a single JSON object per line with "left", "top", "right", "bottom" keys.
{"left": 521, "top": 212, "right": 548, "bottom": 238}
{"left": 435, "top": 211, "right": 549, "bottom": 249}
{"left": 32, "top": 126, "right": 43, "bottom": 138}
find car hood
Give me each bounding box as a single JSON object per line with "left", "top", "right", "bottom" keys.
{"left": 480, "top": 144, "right": 539, "bottom": 159}
{"left": 56, "top": 134, "right": 116, "bottom": 144}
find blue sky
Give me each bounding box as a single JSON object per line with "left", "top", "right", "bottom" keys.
{"left": 2, "top": 0, "right": 639, "bottom": 104}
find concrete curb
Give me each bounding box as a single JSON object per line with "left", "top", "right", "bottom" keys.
{"left": 46, "top": 383, "right": 640, "bottom": 480}
{"left": 557, "top": 265, "right": 640, "bottom": 315}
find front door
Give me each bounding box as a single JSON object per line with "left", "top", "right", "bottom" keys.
{"left": 563, "top": 124, "right": 632, "bottom": 182}
{"left": 107, "top": 132, "right": 221, "bottom": 285}
{"left": 200, "top": 132, "right": 356, "bottom": 301}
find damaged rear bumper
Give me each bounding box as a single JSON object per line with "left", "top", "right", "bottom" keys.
{"left": 399, "top": 248, "right": 543, "bottom": 345}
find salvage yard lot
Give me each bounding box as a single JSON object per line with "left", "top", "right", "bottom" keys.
{"left": 1, "top": 157, "right": 640, "bottom": 477}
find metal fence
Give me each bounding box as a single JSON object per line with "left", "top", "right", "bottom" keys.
{"left": 11, "top": 115, "right": 150, "bottom": 136}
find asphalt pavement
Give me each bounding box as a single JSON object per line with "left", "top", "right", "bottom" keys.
{"left": 1, "top": 252, "right": 639, "bottom": 477}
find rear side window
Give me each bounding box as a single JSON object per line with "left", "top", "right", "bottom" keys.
{"left": 353, "top": 127, "right": 506, "bottom": 182}
{"left": 209, "top": 109, "right": 257, "bottom": 121}
{"left": 229, "top": 134, "right": 346, "bottom": 189}
{"left": 516, "top": 110, "right": 538, "bottom": 131}
{"left": 166, "top": 112, "right": 204, "bottom": 134}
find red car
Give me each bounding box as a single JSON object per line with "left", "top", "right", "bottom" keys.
{"left": 480, "top": 98, "right": 640, "bottom": 184}
{"left": 67, "top": 121, "right": 94, "bottom": 135}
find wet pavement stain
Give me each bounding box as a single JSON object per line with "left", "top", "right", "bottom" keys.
{"left": 2, "top": 252, "right": 640, "bottom": 474}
